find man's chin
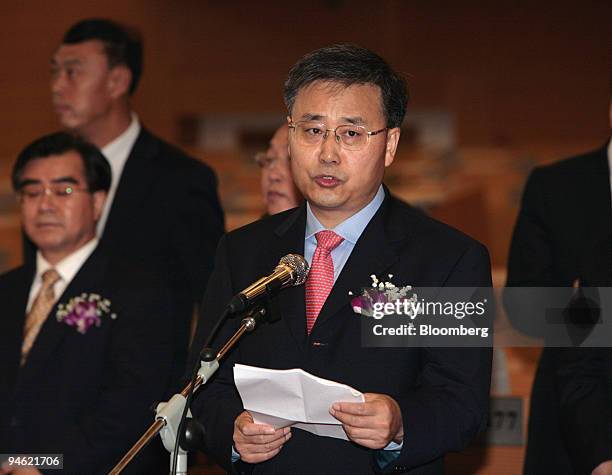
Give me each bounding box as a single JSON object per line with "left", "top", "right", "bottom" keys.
{"left": 29, "top": 230, "right": 64, "bottom": 247}
{"left": 56, "top": 114, "right": 82, "bottom": 131}
{"left": 268, "top": 198, "right": 293, "bottom": 215}
{"left": 305, "top": 190, "right": 344, "bottom": 209}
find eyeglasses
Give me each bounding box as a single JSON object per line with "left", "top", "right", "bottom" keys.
{"left": 254, "top": 152, "right": 288, "bottom": 170}
{"left": 18, "top": 183, "right": 90, "bottom": 202}
{"left": 288, "top": 120, "right": 387, "bottom": 151}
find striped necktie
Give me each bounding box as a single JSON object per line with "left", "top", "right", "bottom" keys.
{"left": 21, "top": 268, "right": 61, "bottom": 365}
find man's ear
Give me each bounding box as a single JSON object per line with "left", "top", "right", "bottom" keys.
{"left": 107, "top": 65, "right": 132, "bottom": 99}
{"left": 384, "top": 127, "right": 401, "bottom": 167}
{"left": 92, "top": 190, "right": 107, "bottom": 222}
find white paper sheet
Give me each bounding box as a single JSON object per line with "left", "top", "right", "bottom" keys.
{"left": 234, "top": 364, "right": 364, "bottom": 440}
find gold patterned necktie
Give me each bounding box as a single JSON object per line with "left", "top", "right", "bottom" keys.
{"left": 21, "top": 268, "right": 61, "bottom": 365}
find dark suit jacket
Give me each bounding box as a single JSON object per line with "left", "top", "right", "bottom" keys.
{"left": 555, "top": 233, "right": 612, "bottom": 475}
{"left": 0, "top": 248, "right": 174, "bottom": 474}
{"left": 25, "top": 128, "right": 225, "bottom": 389}
{"left": 505, "top": 145, "right": 612, "bottom": 474}
{"left": 189, "top": 192, "right": 493, "bottom": 474}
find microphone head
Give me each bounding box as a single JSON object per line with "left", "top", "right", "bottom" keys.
{"left": 279, "top": 254, "right": 309, "bottom": 286}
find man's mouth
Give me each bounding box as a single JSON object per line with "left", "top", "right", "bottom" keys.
{"left": 53, "top": 103, "right": 72, "bottom": 114}
{"left": 267, "top": 191, "right": 286, "bottom": 200}
{"left": 36, "top": 222, "right": 61, "bottom": 228}
{"left": 314, "top": 175, "right": 342, "bottom": 187}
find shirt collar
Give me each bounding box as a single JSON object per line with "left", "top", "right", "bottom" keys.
{"left": 305, "top": 185, "right": 385, "bottom": 243}
{"left": 35, "top": 238, "right": 99, "bottom": 284}
{"left": 102, "top": 113, "right": 141, "bottom": 161}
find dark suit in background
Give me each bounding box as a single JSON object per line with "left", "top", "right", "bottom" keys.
{"left": 555, "top": 233, "right": 612, "bottom": 475}
{"left": 99, "top": 128, "right": 224, "bottom": 386}
{"left": 0, "top": 249, "right": 174, "bottom": 474}
{"left": 505, "top": 144, "right": 612, "bottom": 474}
{"left": 190, "top": 193, "right": 493, "bottom": 474}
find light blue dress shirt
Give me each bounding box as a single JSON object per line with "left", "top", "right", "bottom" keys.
{"left": 304, "top": 184, "right": 385, "bottom": 281}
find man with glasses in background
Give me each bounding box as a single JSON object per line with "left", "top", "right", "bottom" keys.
{"left": 0, "top": 133, "right": 173, "bottom": 474}
{"left": 255, "top": 123, "right": 303, "bottom": 215}
{"left": 189, "top": 45, "right": 492, "bottom": 474}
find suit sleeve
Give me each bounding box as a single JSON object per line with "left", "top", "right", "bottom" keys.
{"left": 389, "top": 242, "right": 493, "bottom": 471}
{"left": 189, "top": 235, "right": 245, "bottom": 473}
{"left": 506, "top": 168, "right": 560, "bottom": 286}
{"left": 53, "top": 272, "right": 175, "bottom": 474}
{"left": 503, "top": 168, "right": 575, "bottom": 338}
{"left": 555, "top": 348, "right": 612, "bottom": 474}
{"left": 168, "top": 160, "right": 225, "bottom": 307}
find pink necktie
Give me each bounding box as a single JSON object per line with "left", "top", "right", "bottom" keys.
{"left": 305, "top": 230, "right": 344, "bottom": 334}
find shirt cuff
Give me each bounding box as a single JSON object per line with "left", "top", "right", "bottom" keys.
{"left": 384, "top": 440, "right": 403, "bottom": 450}
{"left": 231, "top": 446, "right": 241, "bottom": 463}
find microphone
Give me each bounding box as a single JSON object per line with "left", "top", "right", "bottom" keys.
{"left": 227, "top": 254, "right": 309, "bottom": 314}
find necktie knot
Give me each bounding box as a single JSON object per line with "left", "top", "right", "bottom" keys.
{"left": 41, "top": 268, "right": 60, "bottom": 288}
{"left": 314, "top": 230, "right": 344, "bottom": 253}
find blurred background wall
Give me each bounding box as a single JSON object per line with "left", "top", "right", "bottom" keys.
{"left": 0, "top": 1, "right": 610, "bottom": 473}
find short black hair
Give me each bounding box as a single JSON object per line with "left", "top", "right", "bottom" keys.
{"left": 12, "top": 132, "right": 111, "bottom": 193}
{"left": 284, "top": 44, "right": 408, "bottom": 128}
{"left": 63, "top": 18, "right": 143, "bottom": 95}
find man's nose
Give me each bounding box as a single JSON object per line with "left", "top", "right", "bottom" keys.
{"left": 319, "top": 130, "right": 340, "bottom": 163}
{"left": 267, "top": 164, "right": 284, "bottom": 182}
{"left": 38, "top": 190, "right": 57, "bottom": 211}
{"left": 51, "top": 70, "right": 66, "bottom": 95}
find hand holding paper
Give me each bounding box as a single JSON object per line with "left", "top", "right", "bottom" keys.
{"left": 233, "top": 364, "right": 364, "bottom": 441}
{"left": 330, "top": 393, "right": 405, "bottom": 449}
{"left": 233, "top": 410, "right": 292, "bottom": 464}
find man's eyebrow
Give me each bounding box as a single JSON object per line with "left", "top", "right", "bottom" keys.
{"left": 297, "top": 114, "right": 366, "bottom": 126}
{"left": 51, "top": 176, "right": 80, "bottom": 184}
{"left": 50, "top": 58, "right": 82, "bottom": 67}
{"left": 18, "top": 178, "right": 41, "bottom": 187}
{"left": 341, "top": 116, "right": 366, "bottom": 126}
{"left": 299, "top": 113, "right": 325, "bottom": 122}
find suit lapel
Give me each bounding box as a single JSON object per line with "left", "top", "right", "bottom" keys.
{"left": 101, "top": 129, "right": 160, "bottom": 245}
{"left": 15, "top": 250, "right": 108, "bottom": 394}
{"left": 6, "top": 267, "right": 33, "bottom": 342}
{"left": 271, "top": 206, "right": 308, "bottom": 350}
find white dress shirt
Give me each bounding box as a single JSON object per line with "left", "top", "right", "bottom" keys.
{"left": 97, "top": 114, "right": 141, "bottom": 235}
{"left": 26, "top": 238, "right": 99, "bottom": 313}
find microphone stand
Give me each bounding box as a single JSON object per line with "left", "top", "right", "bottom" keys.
{"left": 108, "top": 305, "right": 269, "bottom": 475}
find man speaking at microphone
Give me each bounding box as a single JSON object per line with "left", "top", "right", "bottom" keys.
{"left": 189, "top": 45, "right": 492, "bottom": 474}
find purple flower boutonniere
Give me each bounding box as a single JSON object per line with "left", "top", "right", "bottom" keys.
{"left": 56, "top": 293, "right": 116, "bottom": 334}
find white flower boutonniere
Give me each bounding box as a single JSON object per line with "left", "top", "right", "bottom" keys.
{"left": 350, "top": 274, "right": 418, "bottom": 319}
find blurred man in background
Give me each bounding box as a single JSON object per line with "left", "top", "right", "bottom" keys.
{"left": 255, "top": 123, "right": 302, "bottom": 215}
{"left": 505, "top": 97, "right": 612, "bottom": 475}
{"left": 48, "top": 18, "right": 224, "bottom": 387}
